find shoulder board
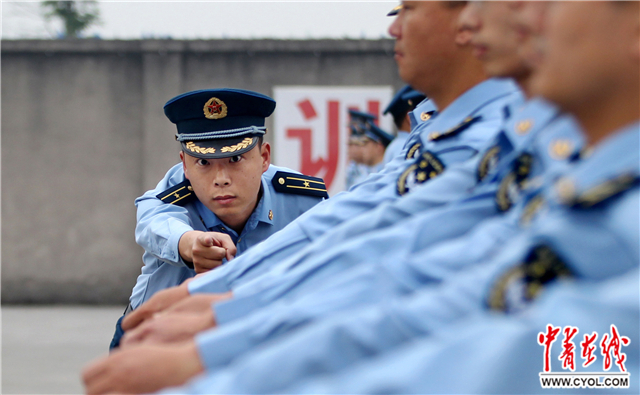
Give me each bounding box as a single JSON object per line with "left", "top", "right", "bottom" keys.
{"left": 428, "top": 115, "right": 482, "bottom": 142}
{"left": 272, "top": 171, "right": 329, "bottom": 199}
{"left": 557, "top": 174, "right": 639, "bottom": 208}
{"left": 156, "top": 179, "right": 197, "bottom": 206}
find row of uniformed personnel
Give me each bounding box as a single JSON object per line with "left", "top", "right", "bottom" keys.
{"left": 84, "top": 2, "right": 639, "bottom": 394}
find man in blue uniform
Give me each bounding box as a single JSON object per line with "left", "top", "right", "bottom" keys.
{"left": 109, "top": 89, "right": 326, "bottom": 349}
{"left": 345, "top": 109, "right": 389, "bottom": 188}
{"left": 382, "top": 85, "right": 427, "bottom": 164}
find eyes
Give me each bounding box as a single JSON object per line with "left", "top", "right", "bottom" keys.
{"left": 195, "top": 155, "right": 243, "bottom": 167}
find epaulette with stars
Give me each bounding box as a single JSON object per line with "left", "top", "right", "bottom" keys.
{"left": 272, "top": 171, "right": 329, "bottom": 199}
{"left": 428, "top": 115, "right": 483, "bottom": 141}
{"left": 156, "top": 179, "right": 197, "bottom": 206}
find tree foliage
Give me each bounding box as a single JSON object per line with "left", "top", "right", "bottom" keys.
{"left": 42, "top": 1, "right": 100, "bottom": 38}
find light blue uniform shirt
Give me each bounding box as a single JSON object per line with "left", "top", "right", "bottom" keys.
{"left": 168, "top": 122, "right": 639, "bottom": 394}
{"left": 185, "top": 102, "right": 584, "bottom": 370}
{"left": 289, "top": 269, "right": 639, "bottom": 394}
{"left": 382, "top": 130, "right": 410, "bottom": 165}
{"left": 206, "top": 99, "right": 575, "bottom": 323}
{"left": 188, "top": 78, "right": 521, "bottom": 296}
{"left": 128, "top": 164, "right": 324, "bottom": 308}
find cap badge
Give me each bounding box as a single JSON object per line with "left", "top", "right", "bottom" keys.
{"left": 203, "top": 97, "right": 228, "bottom": 120}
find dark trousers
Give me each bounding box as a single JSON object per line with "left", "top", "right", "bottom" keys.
{"left": 109, "top": 315, "right": 125, "bottom": 350}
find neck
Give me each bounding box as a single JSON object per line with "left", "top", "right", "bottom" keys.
{"left": 573, "top": 84, "right": 640, "bottom": 147}
{"left": 426, "top": 59, "right": 488, "bottom": 111}
{"left": 513, "top": 70, "right": 534, "bottom": 99}
{"left": 223, "top": 187, "right": 263, "bottom": 234}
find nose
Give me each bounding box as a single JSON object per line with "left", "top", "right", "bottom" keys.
{"left": 212, "top": 164, "right": 231, "bottom": 187}
{"left": 388, "top": 13, "right": 401, "bottom": 39}
{"left": 457, "top": 3, "right": 482, "bottom": 34}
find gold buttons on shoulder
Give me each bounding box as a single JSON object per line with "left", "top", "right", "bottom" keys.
{"left": 516, "top": 119, "right": 533, "bottom": 135}
{"left": 549, "top": 139, "right": 574, "bottom": 160}
{"left": 278, "top": 178, "right": 285, "bottom": 185}
{"left": 188, "top": 186, "right": 193, "bottom": 191}
{"left": 421, "top": 112, "right": 432, "bottom": 121}
{"left": 268, "top": 210, "right": 273, "bottom": 220}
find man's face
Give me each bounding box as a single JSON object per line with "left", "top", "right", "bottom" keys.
{"left": 531, "top": 1, "right": 639, "bottom": 114}
{"left": 181, "top": 143, "right": 270, "bottom": 229}
{"left": 458, "top": 1, "right": 530, "bottom": 79}
{"left": 511, "top": 1, "right": 550, "bottom": 70}
{"left": 388, "top": 1, "right": 465, "bottom": 93}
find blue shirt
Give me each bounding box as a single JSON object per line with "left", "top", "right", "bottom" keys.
{"left": 187, "top": 78, "right": 521, "bottom": 296}
{"left": 383, "top": 130, "right": 410, "bottom": 165}
{"left": 128, "top": 164, "right": 324, "bottom": 308}
{"left": 188, "top": 103, "right": 584, "bottom": 369}
{"left": 201, "top": 99, "right": 572, "bottom": 325}
{"left": 167, "top": 122, "right": 639, "bottom": 395}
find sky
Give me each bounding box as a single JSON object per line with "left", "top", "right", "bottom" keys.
{"left": 1, "top": 1, "right": 399, "bottom": 40}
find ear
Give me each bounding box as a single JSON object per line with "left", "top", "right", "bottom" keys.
{"left": 260, "top": 142, "right": 271, "bottom": 173}
{"left": 180, "top": 151, "right": 190, "bottom": 180}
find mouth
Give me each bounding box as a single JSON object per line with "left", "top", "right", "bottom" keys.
{"left": 393, "top": 47, "right": 404, "bottom": 61}
{"left": 471, "top": 43, "right": 488, "bottom": 59}
{"left": 213, "top": 195, "right": 236, "bottom": 205}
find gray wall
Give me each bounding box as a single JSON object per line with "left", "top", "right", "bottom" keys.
{"left": 2, "top": 39, "right": 402, "bottom": 304}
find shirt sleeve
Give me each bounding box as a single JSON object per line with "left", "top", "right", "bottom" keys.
{"left": 134, "top": 164, "right": 195, "bottom": 267}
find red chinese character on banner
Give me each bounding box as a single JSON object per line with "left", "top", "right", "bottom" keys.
{"left": 600, "top": 324, "right": 631, "bottom": 372}
{"left": 538, "top": 324, "right": 561, "bottom": 372}
{"left": 559, "top": 326, "right": 578, "bottom": 371}
{"left": 580, "top": 331, "right": 598, "bottom": 368}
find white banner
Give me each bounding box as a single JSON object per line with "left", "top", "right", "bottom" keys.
{"left": 273, "top": 86, "right": 394, "bottom": 197}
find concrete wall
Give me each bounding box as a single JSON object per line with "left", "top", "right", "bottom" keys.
{"left": 1, "top": 39, "right": 402, "bottom": 304}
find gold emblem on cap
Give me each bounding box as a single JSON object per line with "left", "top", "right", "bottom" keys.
{"left": 555, "top": 177, "right": 576, "bottom": 205}
{"left": 549, "top": 139, "right": 574, "bottom": 160}
{"left": 516, "top": 119, "right": 533, "bottom": 135}
{"left": 203, "top": 97, "right": 228, "bottom": 120}
{"left": 278, "top": 177, "right": 285, "bottom": 185}
{"left": 268, "top": 210, "right": 273, "bottom": 220}
{"left": 420, "top": 112, "right": 432, "bottom": 121}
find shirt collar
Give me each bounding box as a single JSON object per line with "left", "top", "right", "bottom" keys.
{"left": 566, "top": 121, "right": 640, "bottom": 194}
{"left": 424, "top": 78, "right": 521, "bottom": 135}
